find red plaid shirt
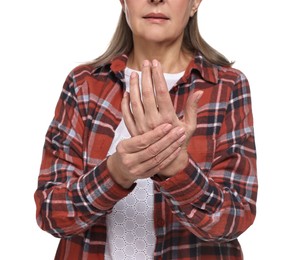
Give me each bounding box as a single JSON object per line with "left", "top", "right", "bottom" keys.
{"left": 34, "top": 53, "right": 257, "bottom": 260}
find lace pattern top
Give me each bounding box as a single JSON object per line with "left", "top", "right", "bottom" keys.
{"left": 104, "top": 68, "right": 184, "bottom": 259}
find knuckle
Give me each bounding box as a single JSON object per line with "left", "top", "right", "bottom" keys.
{"left": 116, "top": 142, "right": 125, "bottom": 154}
{"left": 136, "top": 123, "right": 145, "bottom": 135}
{"left": 147, "top": 120, "right": 159, "bottom": 130}
{"left": 131, "top": 100, "right": 140, "bottom": 109}
{"left": 136, "top": 123, "right": 149, "bottom": 135}
{"left": 122, "top": 156, "right": 132, "bottom": 168}
{"left": 147, "top": 144, "right": 159, "bottom": 157}
{"left": 142, "top": 88, "right": 152, "bottom": 98}
{"left": 137, "top": 136, "right": 150, "bottom": 149}
{"left": 158, "top": 86, "right": 167, "bottom": 95}
{"left": 138, "top": 128, "right": 145, "bottom": 135}
{"left": 162, "top": 115, "right": 174, "bottom": 124}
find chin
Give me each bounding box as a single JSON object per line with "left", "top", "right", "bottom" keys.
{"left": 141, "top": 34, "right": 175, "bottom": 44}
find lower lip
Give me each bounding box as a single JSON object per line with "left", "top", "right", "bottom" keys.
{"left": 144, "top": 18, "right": 169, "bottom": 24}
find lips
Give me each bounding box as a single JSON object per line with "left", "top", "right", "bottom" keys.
{"left": 143, "top": 13, "right": 169, "bottom": 20}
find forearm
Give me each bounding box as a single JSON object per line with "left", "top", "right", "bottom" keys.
{"left": 34, "top": 158, "right": 132, "bottom": 238}
{"left": 153, "top": 152, "right": 257, "bottom": 242}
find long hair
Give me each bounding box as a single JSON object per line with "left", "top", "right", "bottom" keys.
{"left": 90, "top": 10, "right": 233, "bottom": 67}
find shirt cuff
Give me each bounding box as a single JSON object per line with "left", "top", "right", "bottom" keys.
{"left": 80, "top": 159, "right": 136, "bottom": 211}
{"left": 153, "top": 159, "right": 221, "bottom": 212}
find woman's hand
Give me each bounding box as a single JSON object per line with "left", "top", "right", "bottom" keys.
{"left": 107, "top": 123, "right": 186, "bottom": 189}
{"left": 121, "top": 60, "right": 203, "bottom": 178}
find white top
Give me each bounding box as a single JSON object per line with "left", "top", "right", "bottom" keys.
{"left": 104, "top": 68, "right": 184, "bottom": 260}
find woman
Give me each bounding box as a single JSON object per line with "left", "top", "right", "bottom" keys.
{"left": 34, "top": 0, "right": 258, "bottom": 259}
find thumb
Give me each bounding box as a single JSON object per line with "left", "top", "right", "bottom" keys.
{"left": 184, "top": 90, "right": 203, "bottom": 131}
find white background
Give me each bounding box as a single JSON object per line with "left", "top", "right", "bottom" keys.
{"left": 0, "top": 0, "right": 295, "bottom": 259}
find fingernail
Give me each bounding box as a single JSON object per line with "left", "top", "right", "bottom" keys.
{"left": 143, "top": 60, "right": 150, "bottom": 67}
{"left": 177, "top": 127, "right": 185, "bottom": 135}
{"left": 152, "top": 59, "right": 158, "bottom": 67}
{"left": 163, "top": 124, "right": 172, "bottom": 133}
{"left": 179, "top": 134, "right": 186, "bottom": 143}
{"left": 131, "top": 71, "right": 137, "bottom": 79}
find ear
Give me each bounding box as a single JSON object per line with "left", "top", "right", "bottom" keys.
{"left": 119, "top": 0, "right": 125, "bottom": 9}
{"left": 119, "top": 0, "right": 127, "bottom": 13}
{"left": 190, "top": 0, "right": 202, "bottom": 17}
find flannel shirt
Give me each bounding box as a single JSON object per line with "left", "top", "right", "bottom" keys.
{"left": 34, "top": 53, "right": 257, "bottom": 260}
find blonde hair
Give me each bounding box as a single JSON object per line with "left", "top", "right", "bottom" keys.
{"left": 90, "top": 11, "right": 233, "bottom": 67}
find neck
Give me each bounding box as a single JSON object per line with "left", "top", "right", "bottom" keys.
{"left": 127, "top": 38, "right": 193, "bottom": 73}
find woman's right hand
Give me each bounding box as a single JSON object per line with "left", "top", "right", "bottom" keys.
{"left": 107, "top": 123, "right": 186, "bottom": 189}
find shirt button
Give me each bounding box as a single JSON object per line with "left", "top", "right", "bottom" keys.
{"left": 157, "top": 218, "right": 165, "bottom": 226}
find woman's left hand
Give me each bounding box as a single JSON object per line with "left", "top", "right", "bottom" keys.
{"left": 122, "top": 59, "right": 203, "bottom": 178}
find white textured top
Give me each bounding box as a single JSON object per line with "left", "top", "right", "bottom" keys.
{"left": 104, "top": 68, "right": 184, "bottom": 260}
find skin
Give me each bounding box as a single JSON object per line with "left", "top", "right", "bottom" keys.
{"left": 107, "top": 0, "right": 203, "bottom": 189}
{"left": 121, "top": 0, "right": 202, "bottom": 72}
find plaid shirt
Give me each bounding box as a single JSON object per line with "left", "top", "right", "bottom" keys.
{"left": 34, "top": 53, "right": 257, "bottom": 260}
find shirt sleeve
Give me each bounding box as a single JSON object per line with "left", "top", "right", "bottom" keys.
{"left": 153, "top": 72, "right": 258, "bottom": 242}
{"left": 34, "top": 70, "right": 133, "bottom": 238}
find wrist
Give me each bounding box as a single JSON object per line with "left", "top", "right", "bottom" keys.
{"left": 107, "top": 154, "right": 134, "bottom": 189}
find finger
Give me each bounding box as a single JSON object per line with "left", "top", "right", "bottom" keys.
{"left": 129, "top": 71, "right": 145, "bottom": 130}
{"left": 152, "top": 146, "right": 182, "bottom": 173}
{"left": 121, "top": 92, "right": 138, "bottom": 136}
{"left": 118, "top": 123, "right": 173, "bottom": 153}
{"left": 147, "top": 133, "right": 185, "bottom": 167}
{"left": 184, "top": 91, "right": 203, "bottom": 132}
{"left": 151, "top": 59, "right": 175, "bottom": 115}
{"left": 141, "top": 60, "right": 159, "bottom": 120}
{"left": 115, "top": 127, "right": 185, "bottom": 181}
{"left": 137, "top": 126, "right": 185, "bottom": 162}
{"left": 134, "top": 145, "right": 183, "bottom": 180}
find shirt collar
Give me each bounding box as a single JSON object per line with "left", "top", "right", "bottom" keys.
{"left": 106, "top": 52, "right": 219, "bottom": 84}
{"left": 183, "top": 52, "right": 219, "bottom": 84}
